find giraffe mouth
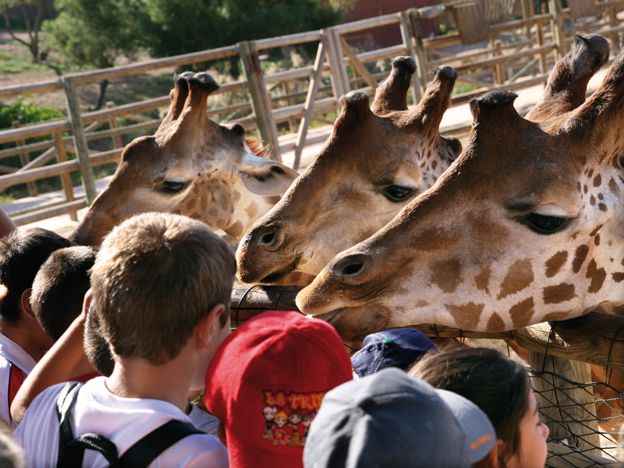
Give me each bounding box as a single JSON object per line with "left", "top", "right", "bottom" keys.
{"left": 259, "top": 255, "right": 302, "bottom": 283}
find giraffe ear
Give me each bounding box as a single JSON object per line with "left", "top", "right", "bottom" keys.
{"left": 405, "top": 66, "right": 456, "bottom": 135}
{"left": 237, "top": 151, "right": 298, "bottom": 196}
{"left": 371, "top": 56, "right": 416, "bottom": 114}
{"left": 563, "top": 44, "right": 624, "bottom": 137}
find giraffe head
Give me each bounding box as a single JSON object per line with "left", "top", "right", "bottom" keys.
{"left": 236, "top": 57, "right": 461, "bottom": 284}
{"left": 72, "top": 72, "right": 298, "bottom": 246}
{"left": 297, "top": 34, "right": 623, "bottom": 343}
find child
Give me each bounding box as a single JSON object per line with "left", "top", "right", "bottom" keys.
{"left": 350, "top": 327, "right": 436, "bottom": 377}
{"left": 16, "top": 212, "right": 235, "bottom": 466}
{"left": 203, "top": 310, "right": 353, "bottom": 468}
{"left": 410, "top": 346, "right": 549, "bottom": 468}
{"left": 303, "top": 367, "right": 497, "bottom": 467}
{"left": 30, "top": 246, "right": 96, "bottom": 341}
{"left": 0, "top": 227, "right": 72, "bottom": 424}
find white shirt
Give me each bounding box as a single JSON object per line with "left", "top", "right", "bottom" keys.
{"left": 0, "top": 332, "right": 36, "bottom": 425}
{"left": 16, "top": 377, "right": 228, "bottom": 467}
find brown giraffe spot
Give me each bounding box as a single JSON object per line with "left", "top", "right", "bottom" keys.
{"left": 589, "top": 195, "right": 596, "bottom": 206}
{"left": 430, "top": 260, "right": 461, "bottom": 293}
{"left": 497, "top": 259, "right": 533, "bottom": 300}
{"left": 475, "top": 266, "right": 491, "bottom": 293}
{"left": 543, "top": 283, "right": 575, "bottom": 304}
{"left": 228, "top": 221, "right": 244, "bottom": 238}
{"left": 411, "top": 230, "right": 459, "bottom": 251}
{"left": 589, "top": 224, "right": 603, "bottom": 237}
{"left": 245, "top": 203, "right": 258, "bottom": 220}
{"left": 414, "top": 300, "right": 429, "bottom": 308}
{"left": 612, "top": 272, "right": 624, "bottom": 282}
{"left": 609, "top": 177, "right": 620, "bottom": 195}
{"left": 593, "top": 174, "right": 602, "bottom": 187}
{"left": 486, "top": 313, "right": 506, "bottom": 332}
{"left": 186, "top": 197, "right": 197, "bottom": 211}
{"left": 432, "top": 160, "right": 438, "bottom": 170}
{"left": 576, "top": 182, "right": 581, "bottom": 192}
{"left": 543, "top": 311, "right": 574, "bottom": 322}
{"left": 583, "top": 185, "right": 588, "bottom": 194}
{"left": 594, "top": 234, "right": 600, "bottom": 246}
{"left": 509, "top": 297, "right": 535, "bottom": 329}
{"left": 446, "top": 302, "right": 484, "bottom": 330}
{"left": 586, "top": 259, "right": 606, "bottom": 293}
{"left": 232, "top": 190, "right": 241, "bottom": 202}
{"left": 545, "top": 251, "right": 568, "bottom": 278}
{"left": 598, "top": 192, "right": 604, "bottom": 201}
{"left": 598, "top": 203, "right": 607, "bottom": 212}
{"left": 588, "top": 168, "right": 594, "bottom": 177}
{"left": 572, "top": 245, "right": 589, "bottom": 273}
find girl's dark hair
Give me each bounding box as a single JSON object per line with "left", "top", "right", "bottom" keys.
{"left": 409, "top": 345, "right": 530, "bottom": 463}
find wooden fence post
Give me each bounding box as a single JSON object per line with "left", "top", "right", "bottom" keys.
{"left": 293, "top": 39, "right": 327, "bottom": 170}
{"left": 238, "top": 41, "right": 282, "bottom": 162}
{"left": 399, "top": 9, "right": 423, "bottom": 102}
{"left": 324, "top": 27, "right": 349, "bottom": 100}
{"left": 494, "top": 41, "right": 505, "bottom": 85}
{"left": 548, "top": 0, "right": 566, "bottom": 59}
{"left": 408, "top": 9, "right": 430, "bottom": 101}
{"left": 53, "top": 130, "right": 77, "bottom": 221}
{"left": 529, "top": 352, "right": 602, "bottom": 456}
{"left": 61, "top": 76, "right": 97, "bottom": 205}
{"left": 16, "top": 138, "right": 37, "bottom": 197}
{"left": 606, "top": 4, "right": 620, "bottom": 55}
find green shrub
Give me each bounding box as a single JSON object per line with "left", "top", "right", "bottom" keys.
{"left": 0, "top": 99, "right": 64, "bottom": 130}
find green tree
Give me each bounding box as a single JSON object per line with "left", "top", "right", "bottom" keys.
{"left": 139, "top": 0, "right": 342, "bottom": 58}
{"left": 43, "top": 0, "right": 146, "bottom": 108}
{"left": 0, "top": 0, "right": 49, "bottom": 62}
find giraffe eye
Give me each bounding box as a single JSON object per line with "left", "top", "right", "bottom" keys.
{"left": 519, "top": 213, "right": 571, "bottom": 235}
{"left": 381, "top": 185, "right": 416, "bottom": 202}
{"left": 160, "top": 180, "right": 187, "bottom": 193}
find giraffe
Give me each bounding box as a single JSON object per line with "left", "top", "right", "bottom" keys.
{"left": 72, "top": 72, "right": 298, "bottom": 246}
{"left": 236, "top": 56, "right": 461, "bottom": 284}
{"left": 296, "top": 34, "right": 623, "bottom": 344}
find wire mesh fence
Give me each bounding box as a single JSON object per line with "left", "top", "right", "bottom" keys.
{"left": 530, "top": 368, "right": 623, "bottom": 466}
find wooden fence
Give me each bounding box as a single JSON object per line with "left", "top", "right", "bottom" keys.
{"left": 1, "top": 0, "right": 624, "bottom": 227}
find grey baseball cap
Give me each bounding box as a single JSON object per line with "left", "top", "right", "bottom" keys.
{"left": 303, "top": 367, "right": 496, "bottom": 468}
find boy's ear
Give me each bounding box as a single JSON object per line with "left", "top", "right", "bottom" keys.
{"left": 195, "top": 304, "right": 226, "bottom": 348}
{"left": 0, "top": 284, "right": 7, "bottom": 301}
{"left": 20, "top": 288, "right": 35, "bottom": 319}
{"left": 82, "top": 288, "right": 93, "bottom": 317}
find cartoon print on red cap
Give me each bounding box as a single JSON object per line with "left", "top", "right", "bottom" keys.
{"left": 262, "top": 390, "right": 326, "bottom": 447}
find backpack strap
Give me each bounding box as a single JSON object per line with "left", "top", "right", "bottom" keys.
{"left": 120, "top": 419, "right": 204, "bottom": 467}
{"left": 56, "top": 381, "right": 203, "bottom": 468}
{"left": 56, "top": 381, "right": 85, "bottom": 468}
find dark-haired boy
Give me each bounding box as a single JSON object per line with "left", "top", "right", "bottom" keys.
{"left": 0, "top": 228, "right": 72, "bottom": 424}
{"left": 16, "top": 213, "right": 233, "bottom": 466}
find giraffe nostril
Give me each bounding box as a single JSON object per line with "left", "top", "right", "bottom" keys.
{"left": 334, "top": 254, "right": 367, "bottom": 278}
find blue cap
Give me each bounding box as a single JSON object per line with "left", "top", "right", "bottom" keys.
{"left": 351, "top": 328, "right": 436, "bottom": 377}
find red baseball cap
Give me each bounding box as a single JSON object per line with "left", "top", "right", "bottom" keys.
{"left": 204, "top": 311, "right": 352, "bottom": 468}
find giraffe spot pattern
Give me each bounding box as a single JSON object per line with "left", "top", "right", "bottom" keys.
{"left": 545, "top": 251, "right": 568, "bottom": 278}
{"left": 431, "top": 260, "right": 461, "bottom": 293}
{"left": 509, "top": 296, "right": 535, "bottom": 329}
{"left": 446, "top": 302, "right": 484, "bottom": 330}
{"left": 497, "top": 259, "right": 533, "bottom": 300}
{"left": 543, "top": 283, "right": 576, "bottom": 304}
{"left": 474, "top": 266, "right": 491, "bottom": 293}
{"left": 585, "top": 259, "right": 606, "bottom": 293}
{"left": 486, "top": 313, "right": 506, "bottom": 332}
{"left": 572, "top": 245, "right": 589, "bottom": 273}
